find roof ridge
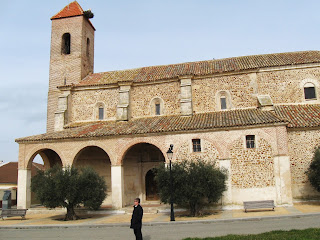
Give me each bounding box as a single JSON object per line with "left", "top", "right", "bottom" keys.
{"left": 51, "top": 1, "right": 84, "bottom": 20}
{"left": 89, "top": 50, "right": 320, "bottom": 76}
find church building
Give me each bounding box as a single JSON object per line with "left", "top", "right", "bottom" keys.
{"left": 16, "top": 1, "right": 320, "bottom": 209}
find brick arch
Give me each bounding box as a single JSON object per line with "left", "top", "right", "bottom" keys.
{"left": 72, "top": 145, "right": 111, "bottom": 165}
{"left": 70, "top": 142, "right": 112, "bottom": 166}
{"left": 117, "top": 138, "right": 167, "bottom": 165}
{"left": 25, "top": 145, "right": 65, "bottom": 169}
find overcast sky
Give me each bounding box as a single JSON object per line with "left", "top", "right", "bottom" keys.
{"left": 1, "top": 0, "right": 320, "bottom": 164}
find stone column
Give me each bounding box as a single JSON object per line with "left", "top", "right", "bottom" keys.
{"left": 111, "top": 165, "right": 124, "bottom": 209}
{"left": 54, "top": 91, "right": 70, "bottom": 131}
{"left": 219, "top": 159, "right": 233, "bottom": 205}
{"left": 274, "top": 155, "right": 293, "bottom": 205}
{"left": 17, "top": 169, "right": 31, "bottom": 209}
{"left": 179, "top": 76, "right": 193, "bottom": 116}
{"left": 117, "top": 83, "right": 132, "bottom": 121}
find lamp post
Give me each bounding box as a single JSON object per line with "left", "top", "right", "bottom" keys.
{"left": 166, "top": 144, "right": 175, "bottom": 221}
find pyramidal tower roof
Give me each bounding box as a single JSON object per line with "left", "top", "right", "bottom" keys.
{"left": 51, "top": 1, "right": 84, "bottom": 20}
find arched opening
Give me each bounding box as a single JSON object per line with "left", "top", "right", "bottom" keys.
{"left": 27, "top": 149, "right": 63, "bottom": 207}
{"left": 150, "top": 98, "right": 164, "bottom": 116}
{"left": 216, "top": 90, "right": 232, "bottom": 111}
{"left": 86, "top": 38, "right": 90, "bottom": 57}
{"left": 145, "top": 169, "right": 159, "bottom": 201}
{"left": 73, "top": 146, "right": 111, "bottom": 207}
{"left": 61, "top": 33, "right": 71, "bottom": 55}
{"left": 304, "top": 82, "right": 317, "bottom": 100}
{"left": 122, "top": 143, "right": 164, "bottom": 206}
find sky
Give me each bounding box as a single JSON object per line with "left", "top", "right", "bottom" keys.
{"left": 1, "top": 0, "right": 320, "bottom": 164}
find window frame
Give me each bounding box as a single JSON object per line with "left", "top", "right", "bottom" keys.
{"left": 304, "top": 86, "right": 316, "bottom": 100}
{"left": 246, "top": 135, "right": 255, "bottom": 149}
{"left": 192, "top": 139, "right": 201, "bottom": 152}
{"left": 155, "top": 103, "right": 161, "bottom": 115}
{"left": 98, "top": 107, "right": 104, "bottom": 120}
{"left": 220, "top": 96, "right": 227, "bottom": 110}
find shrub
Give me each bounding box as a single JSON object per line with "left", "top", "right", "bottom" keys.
{"left": 155, "top": 160, "right": 227, "bottom": 216}
{"left": 307, "top": 147, "right": 320, "bottom": 193}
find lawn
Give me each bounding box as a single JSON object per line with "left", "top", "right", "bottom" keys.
{"left": 183, "top": 228, "right": 320, "bottom": 240}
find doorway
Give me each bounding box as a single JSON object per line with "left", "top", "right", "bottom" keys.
{"left": 145, "top": 169, "right": 159, "bottom": 201}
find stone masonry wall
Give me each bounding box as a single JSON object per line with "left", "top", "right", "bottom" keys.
{"left": 230, "top": 138, "right": 274, "bottom": 188}
{"left": 63, "top": 66, "right": 320, "bottom": 124}
{"left": 175, "top": 139, "right": 219, "bottom": 165}
{"left": 257, "top": 67, "right": 320, "bottom": 104}
{"left": 288, "top": 129, "right": 320, "bottom": 199}
{"left": 130, "top": 81, "right": 180, "bottom": 118}
{"left": 192, "top": 75, "right": 256, "bottom": 113}
{"left": 71, "top": 88, "right": 118, "bottom": 122}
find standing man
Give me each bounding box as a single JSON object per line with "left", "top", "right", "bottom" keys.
{"left": 130, "top": 198, "right": 143, "bottom": 240}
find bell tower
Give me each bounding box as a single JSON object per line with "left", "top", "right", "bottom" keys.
{"left": 47, "top": 1, "right": 95, "bottom": 132}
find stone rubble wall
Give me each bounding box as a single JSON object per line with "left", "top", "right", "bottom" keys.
{"left": 287, "top": 129, "right": 320, "bottom": 199}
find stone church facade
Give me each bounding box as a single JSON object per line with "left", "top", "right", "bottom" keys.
{"left": 16, "top": 1, "right": 320, "bottom": 209}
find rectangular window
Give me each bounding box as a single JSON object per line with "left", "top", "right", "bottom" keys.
{"left": 304, "top": 87, "right": 316, "bottom": 100}
{"left": 155, "top": 103, "right": 160, "bottom": 115}
{"left": 246, "top": 135, "right": 255, "bottom": 149}
{"left": 220, "top": 97, "right": 227, "bottom": 110}
{"left": 99, "top": 107, "right": 104, "bottom": 120}
{"left": 192, "top": 139, "right": 201, "bottom": 152}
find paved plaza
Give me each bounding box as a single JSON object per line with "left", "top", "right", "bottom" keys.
{"left": 0, "top": 202, "right": 320, "bottom": 239}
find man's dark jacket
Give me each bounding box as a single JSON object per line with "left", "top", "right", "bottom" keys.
{"left": 130, "top": 204, "right": 143, "bottom": 229}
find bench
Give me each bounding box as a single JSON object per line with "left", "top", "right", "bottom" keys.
{"left": 243, "top": 200, "right": 275, "bottom": 212}
{"left": 1, "top": 209, "right": 28, "bottom": 220}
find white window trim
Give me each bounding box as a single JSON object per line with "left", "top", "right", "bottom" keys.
{"left": 300, "top": 79, "right": 319, "bottom": 103}
{"left": 150, "top": 97, "right": 165, "bottom": 116}
{"left": 215, "top": 90, "right": 232, "bottom": 111}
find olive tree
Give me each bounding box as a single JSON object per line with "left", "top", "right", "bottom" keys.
{"left": 307, "top": 147, "right": 320, "bottom": 193}
{"left": 31, "top": 165, "right": 107, "bottom": 220}
{"left": 155, "top": 160, "right": 227, "bottom": 216}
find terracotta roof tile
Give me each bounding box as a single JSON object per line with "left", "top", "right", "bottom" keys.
{"left": 275, "top": 104, "right": 320, "bottom": 128}
{"left": 77, "top": 51, "right": 320, "bottom": 86}
{"left": 51, "top": 1, "right": 83, "bottom": 20}
{"left": 16, "top": 108, "right": 285, "bottom": 143}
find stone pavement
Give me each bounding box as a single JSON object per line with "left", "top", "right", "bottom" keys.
{"left": 0, "top": 202, "right": 319, "bottom": 229}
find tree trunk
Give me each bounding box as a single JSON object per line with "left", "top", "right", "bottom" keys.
{"left": 65, "top": 206, "right": 79, "bottom": 221}
{"left": 190, "top": 202, "right": 196, "bottom": 217}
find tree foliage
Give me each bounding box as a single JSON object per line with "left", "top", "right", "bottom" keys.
{"left": 154, "top": 160, "right": 227, "bottom": 216}
{"left": 31, "top": 165, "right": 107, "bottom": 220}
{"left": 307, "top": 147, "right": 320, "bottom": 193}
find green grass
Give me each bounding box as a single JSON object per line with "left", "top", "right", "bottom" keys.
{"left": 183, "top": 228, "right": 320, "bottom": 240}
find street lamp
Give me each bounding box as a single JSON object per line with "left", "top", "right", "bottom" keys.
{"left": 166, "top": 144, "right": 175, "bottom": 221}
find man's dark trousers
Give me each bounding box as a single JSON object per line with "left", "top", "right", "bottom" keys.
{"left": 130, "top": 204, "right": 143, "bottom": 240}
{"left": 133, "top": 228, "right": 142, "bottom": 240}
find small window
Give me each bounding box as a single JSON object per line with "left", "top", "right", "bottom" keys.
{"left": 216, "top": 90, "right": 231, "bottom": 111}
{"left": 220, "top": 97, "right": 227, "bottom": 110}
{"left": 246, "top": 135, "right": 255, "bottom": 149}
{"left": 64, "top": 78, "right": 67, "bottom": 85}
{"left": 62, "top": 33, "right": 71, "bottom": 55}
{"left": 304, "top": 86, "right": 316, "bottom": 100}
{"left": 192, "top": 139, "right": 201, "bottom": 152}
{"left": 155, "top": 103, "right": 160, "bottom": 115}
{"left": 151, "top": 97, "right": 164, "bottom": 116}
{"left": 86, "top": 38, "right": 90, "bottom": 57}
{"left": 98, "top": 107, "right": 104, "bottom": 120}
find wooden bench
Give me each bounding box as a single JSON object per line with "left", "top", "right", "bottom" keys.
{"left": 1, "top": 209, "right": 28, "bottom": 220}
{"left": 243, "top": 200, "right": 275, "bottom": 212}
